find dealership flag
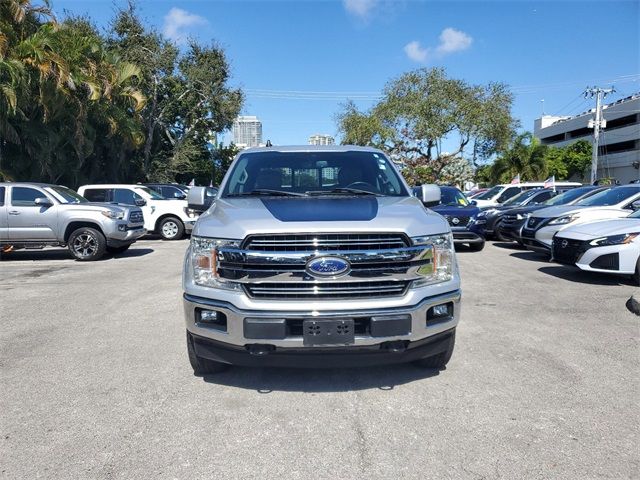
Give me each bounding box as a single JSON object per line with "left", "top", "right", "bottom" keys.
{"left": 188, "top": 178, "right": 195, "bottom": 187}
{"left": 544, "top": 176, "right": 555, "bottom": 191}
{"left": 510, "top": 174, "right": 520, "bottom": 184}
{"left": 209, "top": 181, "right": 213, "bottom": 188}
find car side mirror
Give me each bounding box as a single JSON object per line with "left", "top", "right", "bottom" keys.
{"left": 187, "top": 186, "right": 214, "bottom": 213}
{"left": 34, "top": 197, "right": 52, "bottom": 207}
{"left": 135, "top": 198, "right": 147, "bottom": 207}
{"left": 420, "top": 184, "right": 441, "bottom": 207}
{"left": 469, "top": 200, "right": 477, "bottom": 206}
{"left": 496, "top": 196, "right": 505, "bottom": 203}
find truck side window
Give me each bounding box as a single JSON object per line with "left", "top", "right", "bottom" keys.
{"left": 11, "top": 187, "right": 44, "bottom": 206}
{"left": 0, "top": 186, "right": 4, "bottom": 206}
{"left": 84, "top": 189, "right": 110, "bottom": 202}
{"left": 114, "top": 188, "right": 142, "bottom": 205}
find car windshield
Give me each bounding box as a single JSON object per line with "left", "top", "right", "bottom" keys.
{"left": 136, "top": 186, "right": 165, "bottom": 200}
{"left": 440, "top": 188, "right": 469, "bottom": 206}
{"left": 45, "top": 186, "right": 88, "bottom": 204}
{"left": 474, "top": 185, "right": 502, "bottom": 200}
{"left": 503, "top": 189, "right": 538, "bottom": 206}
{"left": 628, "top": 209, "right": 640, "bottom": 218}
{"left": 575, "top": 186, "right": 640, "bottom": 207}
{"left": 222, "top": 150, "right": 407, "bottom": 197}
{"left": 545, "top": 186, "right": 596, "bottom": 206}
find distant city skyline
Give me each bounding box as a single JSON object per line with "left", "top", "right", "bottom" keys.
{"left": 232, "top": 115, "right": 263, "bottom": 149}
{"left": 309, "top": 134, "right": 335, "bottom": 146}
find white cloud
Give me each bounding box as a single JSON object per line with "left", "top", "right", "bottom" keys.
{"left": 343, "top": 0, "right": 377, "bottom": 19}
{"left": 404, "top": 27, "right": 473, "bottom": 63}
{"left": 435, "top": 28, "right": 473, "bottom": 55}
{"left": 403, "top": 41, "right": 428, "bottom": 63}
{"left": 163, "top": 8, "right": 208, "bottom": 45}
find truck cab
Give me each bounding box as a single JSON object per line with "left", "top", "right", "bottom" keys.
{"left": 182, "top": 146, "right": 461, "bottom": 374}
{"left": 78, "top": 184, "right": 198, "bottom": 240}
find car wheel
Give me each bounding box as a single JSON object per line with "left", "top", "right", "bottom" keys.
{"left": 469, "top": 240, "right": 485, "bottom": 252}
{"left": 186, "top": 331, "right": 229, "bottom": 375}
{"left": 159, "top": 216, "right": 185, "bottom": 240}
{"left": 68, "top": 227, "right": 106, "bottom": 261}
{"left": 494, "top": 222, "right": 508, "bottom": 242}
{"left": 632, "top": 258, "right": 640, "bottom": 286}
{"left": 106, "top": 245, "right": 131, "bottom": 254}
{"left": 413, "top": 330, "right": 456, "bottom": 369}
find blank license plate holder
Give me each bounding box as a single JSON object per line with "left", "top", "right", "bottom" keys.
{"left": 303, "top": 319, "right": 355, "bottom": 346}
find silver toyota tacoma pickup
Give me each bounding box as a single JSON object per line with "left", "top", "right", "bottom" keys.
{"left": 182, "top": 146, "right": 461, "bottom": 373}
{"left": 0, "top": 182, "right": 146, "bottom": 261}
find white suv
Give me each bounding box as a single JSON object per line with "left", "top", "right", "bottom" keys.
{"left": 473, "top": 181, "right": 581, "bottom": 208}
{"left": 521, "top": 185, "right": 640, "bottom": 253}
{"left": 78, "top": 184, "right": 198, "bottom": 240}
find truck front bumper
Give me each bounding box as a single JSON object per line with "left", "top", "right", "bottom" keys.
{"left": 183, "top": 289, "right": 461, "bottom": 366}
{"left": 106, "top": 225, "right": 147, "bottom": 247}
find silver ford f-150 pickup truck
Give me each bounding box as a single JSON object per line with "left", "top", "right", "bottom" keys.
{"left": 182, "top": 146, "right": 461, "bottom": 374}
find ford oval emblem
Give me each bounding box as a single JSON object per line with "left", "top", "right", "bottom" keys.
{"left": 306, "top": 256, "right": 351, "bottom": 277}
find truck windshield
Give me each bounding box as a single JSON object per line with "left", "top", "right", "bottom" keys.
{"left": 45, "top": 186, "right": 88, "bottom": 204}
{"left": 222, "top": 151, "right": 408, "bottom": 197}
{"left": 135, "top": 187, "right": 165, "bottom": 200}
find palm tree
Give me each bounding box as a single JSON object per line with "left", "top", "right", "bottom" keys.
{"left": 490, "top": 132, "right": 548, "bottom": 183}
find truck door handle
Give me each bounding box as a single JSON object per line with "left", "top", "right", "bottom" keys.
{"left": 8, "top": 211, "right": 20, "bottom": 215}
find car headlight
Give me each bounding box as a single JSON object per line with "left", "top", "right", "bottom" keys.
{"left": 548, "top": 214, "right": 579, "bottom": 225}
{"left": 101, "top": 210, "right": 124, "bottom": 220}
{"left": 516, "top": 213, "right": 530, "bottom": 221}
{"left": 411, "top": 234, "right": 454, "bottom": 287}
{"left": 190, "top": 236, "right": 242, "bottom": 289}
{"left": 589, "top": 232, "right": 640, "bottom": 246}
{"left": 477, "top": 210, "right": 494, "bottom": 218}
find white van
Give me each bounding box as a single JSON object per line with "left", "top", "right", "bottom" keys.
{"left": 78, "top": 184, "right": 198, "bottom": 240}
{"left": 473, "top": 182, "right": 582, "bottom": 208}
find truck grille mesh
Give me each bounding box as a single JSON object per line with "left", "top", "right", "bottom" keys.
{"left": 242, "top": 233, "right": 409, "bottom": 252}
{"left": 129, "top": 211, "right": 144, "bottom": 223}
{"left": 244, "top": 280, "right": 410, "bottom": 299}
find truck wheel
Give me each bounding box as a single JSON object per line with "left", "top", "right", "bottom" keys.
{"left": 632, "top": 258, "right": 640, "bottom": 286}
{"left": 159, "top": 216, "right": 184, "bottom": 240}
{"left": 469, "top": 240, "right": 485, "bottom": 252}
{"left": 106, "top": 245, "right": 131, "bottom": 254}
{"left": 68, "top": 227, "right": 106, "bottom": 261}
{"left": 186, "top": 331, "right": 229, "bottom": 375}
{"left": 413, "top": 330, "right": 456, "bottom": 370}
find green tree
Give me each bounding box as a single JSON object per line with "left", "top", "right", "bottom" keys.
{"left": 489, "top": 132, "right": 548, "bottom": 184}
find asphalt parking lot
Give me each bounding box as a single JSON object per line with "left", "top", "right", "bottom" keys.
{"left": 1, "top": 240, "right": 638, "bottom": 479}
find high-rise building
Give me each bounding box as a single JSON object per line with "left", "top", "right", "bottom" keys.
{"left": 308, "top": 134, "right": 335, "bottom": 146}
{"left": 232, "top": 116, "right": 263, "bottom": 149}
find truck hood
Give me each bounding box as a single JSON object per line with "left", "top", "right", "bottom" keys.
{"left": 560, "top": 217, "right": 640, "bottom": 238}
{"left": 63, "top": 202, "right": 133, "bottom": 214}
{"left": 192, "top": 196, "right": 450, "bottom": 239}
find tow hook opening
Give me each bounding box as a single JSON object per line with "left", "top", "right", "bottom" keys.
{"left": 246, "top": 344, "right": 276, "bottom": 356}
{"left": 382, "top": 340, "right": 409, "bottom": 353}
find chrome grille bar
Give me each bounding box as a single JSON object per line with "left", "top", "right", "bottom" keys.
{"left": 243, "top": 233, "right": 409, "bottom": 252}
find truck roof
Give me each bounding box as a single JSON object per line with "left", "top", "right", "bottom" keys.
{"left": 0, "top": 181, "right": 61, "bottom": 188}
{"left": 240, "top": 145, "right": 388, "bottom": 155}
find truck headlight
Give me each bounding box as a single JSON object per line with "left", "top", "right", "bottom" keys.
{"left": 101, "top": 210, "right": 124, "bottom": 220}
{"left": 190, "top": 236, "right": 242, "bottom": 290}
{"left": 548, "top": 214, "right": 579, "bottom": 225}
{"left": 411, "top": 234, "right": 454, "bottom": 287}
{"left": 589, "top": 232, "right": 639, "bottom": 246}
{"left": 184, "top": 207, "right": 198, "bottom": 218}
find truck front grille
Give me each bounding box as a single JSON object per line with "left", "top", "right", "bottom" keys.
{"left": 242, "top": 233, "right": 409, "bottom": 252}
{"left": 129, "top": 211, "right": 144, "bottom": 223}
{"left": 244, "top": 280, "right": 411, "bottom": 299}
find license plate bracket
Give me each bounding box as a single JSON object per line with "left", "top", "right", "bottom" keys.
{"left": 303, "top": 319, "right": 355, "bottom": 346}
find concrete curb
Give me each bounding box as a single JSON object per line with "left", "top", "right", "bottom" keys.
{"left": 626, "top": 293, "right": 640, "bottom": 316}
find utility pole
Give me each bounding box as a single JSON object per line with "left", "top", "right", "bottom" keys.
{"left": 584, "top": 86, "right": 615, "bottom": 184}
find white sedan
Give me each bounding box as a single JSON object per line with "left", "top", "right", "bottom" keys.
{"left": 551, "top": 210, "right": 640, "bottom": 284}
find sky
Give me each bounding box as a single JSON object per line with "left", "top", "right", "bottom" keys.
{"left": 52, "top": 0, "right": 640, "bottom": 149}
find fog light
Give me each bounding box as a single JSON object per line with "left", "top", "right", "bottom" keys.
{"left": 433, "top": 304, "right": 449, "bottom": 317}
{"left": 200, "top": 310, "right": 218, "bottom": 322}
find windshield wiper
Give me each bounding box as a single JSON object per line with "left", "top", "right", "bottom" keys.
{"left": 226, "top": 189, "right": 307, "bottom": 197}
{"left": 305, "top": 188, "right": 382, "bottom": 196}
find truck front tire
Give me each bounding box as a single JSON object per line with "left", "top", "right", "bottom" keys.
{"left": 413, "top": 329, "right": 456, "bottom": 370}
{"left": 159, "top": 216, "right": 185, "bottom": 240}
{"left": 187, "top": 331, "right": 229, "bottom": 375}
{"left": 68, "top": 227, "right": 106, "bottom": 261}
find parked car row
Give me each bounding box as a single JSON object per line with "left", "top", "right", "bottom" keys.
{"left": 0, "top": 182, "right": 218, "bottom": 261}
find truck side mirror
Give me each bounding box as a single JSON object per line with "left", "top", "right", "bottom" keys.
{"left": 135, "top": 198, "right": 147, "bottom": 207}
{"left": 187, "top": 186, "right": 214, "bottom": 213}
{"left": 34, "top": 197, "right": 53, "bottom": 207}
{"left": 420, "top": 184, "right": 441, "bottom": 207}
